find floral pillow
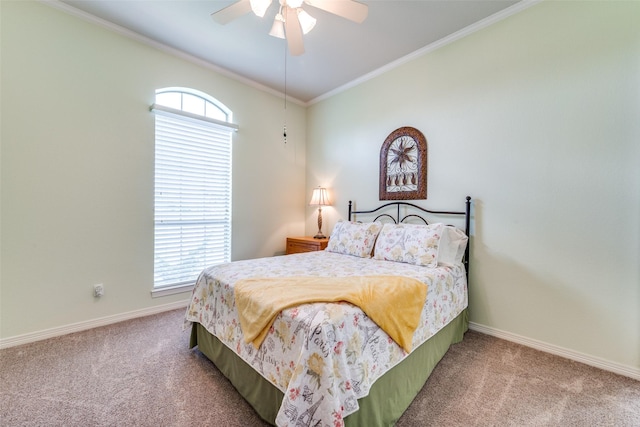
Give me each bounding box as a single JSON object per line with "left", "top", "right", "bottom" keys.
{"left": 373, "top": 223, "right": 445, "bottom": 268}
{"left": 325, "top": 220, "right": 383, "bottom": 258}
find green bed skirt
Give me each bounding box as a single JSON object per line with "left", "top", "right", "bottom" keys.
{"left": 190, "top": 309, "right": 468, "bottom": 426}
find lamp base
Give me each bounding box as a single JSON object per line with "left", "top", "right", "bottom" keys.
{"left": 314, "top": 206, "right": 326, "bottom": 240}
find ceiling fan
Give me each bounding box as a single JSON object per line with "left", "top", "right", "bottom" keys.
{"left": 211, "top": 0, "right": 368, "bottom": 56}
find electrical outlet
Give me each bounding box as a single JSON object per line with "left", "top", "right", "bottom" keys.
{"left": 94, "top": 284, "right": 104, "bottom": 298}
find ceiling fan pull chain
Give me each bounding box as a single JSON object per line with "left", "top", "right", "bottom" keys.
{"left": 283, "top": 39, "right": 288, "bottom": 143}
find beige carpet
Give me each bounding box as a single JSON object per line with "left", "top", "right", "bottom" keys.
{"left": 1, "top": 309, "right": 638, "bottom": 426}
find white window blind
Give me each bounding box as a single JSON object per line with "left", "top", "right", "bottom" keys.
{"left": 153, "top": 108, "right": 233, "bottom": 289}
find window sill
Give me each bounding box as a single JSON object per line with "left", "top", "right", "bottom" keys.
{"left": 151, "top": 283, "right": 194, "bottom": 298}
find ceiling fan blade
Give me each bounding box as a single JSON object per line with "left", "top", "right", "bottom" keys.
{"left": 305, "top": 0, "right": 368, "bottom": 23}
{"left": 284, "top": 7, "right": 305, "bottom": 56}
{"left": 211, "top": 0, "right": 252, "bottom": 25}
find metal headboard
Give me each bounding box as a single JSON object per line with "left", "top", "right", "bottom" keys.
{"left": 348, "top": 196, "right": 472, "bottom": 277}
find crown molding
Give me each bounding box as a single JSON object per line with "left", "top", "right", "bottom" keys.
{"left": 39, "top": 0, "right": 306, "bottom": 106}
{"left": 309, "top": 0, "right": 542, "bottom": 105}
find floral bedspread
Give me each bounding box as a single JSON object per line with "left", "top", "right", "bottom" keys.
{"left": 184, "top": 251, "right": 467, "bottom": 427}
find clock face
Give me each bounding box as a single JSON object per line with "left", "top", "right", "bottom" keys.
{"left": 386, "top": 135, "right": 419, "bottom": 193}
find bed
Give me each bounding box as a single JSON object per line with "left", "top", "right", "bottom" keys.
{"left": 185, "top": 197, "right": 471, "bottom": 426}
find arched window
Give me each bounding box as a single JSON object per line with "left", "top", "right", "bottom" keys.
{"left": 155, "top": 87, "right": 231, "bottom": 122}
{"left": 151, "top": 88, "right": 237, "bottom": 293}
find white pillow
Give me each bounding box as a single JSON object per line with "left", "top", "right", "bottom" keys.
{"left": 325, "top": 220, "right": 383, "bottom": 258}
{"left": 437, "top": 225, "right": 469, "bottom": 267}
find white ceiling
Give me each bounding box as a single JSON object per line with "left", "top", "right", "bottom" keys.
{"left": 56, "top": 0, "right": 523, "bottom": 104}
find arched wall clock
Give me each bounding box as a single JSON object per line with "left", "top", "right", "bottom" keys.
{"left": 379, "top": 126, "right": 427, "bottom": 200}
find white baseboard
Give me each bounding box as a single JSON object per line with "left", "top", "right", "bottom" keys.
{"left": 3, "top": 307, "right": 638, "bottom": 382}
{"left": 468, "top": 322, "right": 640, "bottom": 381}
{"left": 0, "top": 300, "right": 190, "bottom": 350}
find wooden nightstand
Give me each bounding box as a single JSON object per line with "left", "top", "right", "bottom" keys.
{"left": 286, "top": 236, "right": 329, "bottom": 255}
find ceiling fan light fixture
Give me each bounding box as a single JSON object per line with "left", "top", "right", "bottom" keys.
{"left": 211, "top": 0, "right": 369, "bottom": 56}
{"left": 286, "top": 0, "right": 304, "bottom": 8}
{"left": 250, "top": 0, "right": 272, "bottom": 17}
{"left": 297, "top": 9, "right": 316, "bottom": 34}
{"left": 269, "top": 14, "right": 286, "bottom": 39}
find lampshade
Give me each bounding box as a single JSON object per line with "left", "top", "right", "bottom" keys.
{"left": 297, "top": 9, "right": 316, "bottom": 34}
{"left": 269, "top": 14, "right": 285, "bottom": 39}
{"left": 309, "top": 187, "right": 330, "bottom": 206}
{"left": 250, "top": 0, "right": 272, "bottom": 17}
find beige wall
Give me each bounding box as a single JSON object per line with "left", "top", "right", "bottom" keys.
{"left": 0, "top": 1, "right": 306, "bottom": 339}
{"left": 307, "top": 1, "right": 640, "bottom": 371}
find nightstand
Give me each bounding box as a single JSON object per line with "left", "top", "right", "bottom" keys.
{"left": 286, "top": 236, "right": 329, "bottom": 255}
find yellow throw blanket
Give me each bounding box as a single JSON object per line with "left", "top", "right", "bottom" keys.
{"left": 234, "top": 275, "right": 427, "bottom": 353}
